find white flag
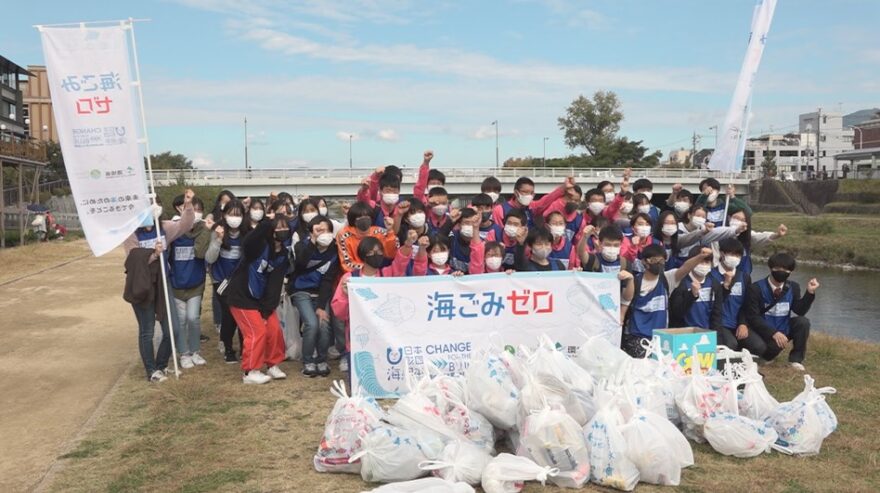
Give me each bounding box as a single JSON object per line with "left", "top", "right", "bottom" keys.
{"left": 708, "top": 0, "right": 777, "bottom": 173}
{"left": 39, "top": 25, "right": 151, "bottom": 256}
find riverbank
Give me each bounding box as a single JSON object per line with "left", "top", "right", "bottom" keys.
{"left": 750, "top": 212, "right": 880, "bottom": 270}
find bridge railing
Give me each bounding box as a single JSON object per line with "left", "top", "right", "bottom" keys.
{"left": 151, "top": 167, "right": 760, "bottom": 182}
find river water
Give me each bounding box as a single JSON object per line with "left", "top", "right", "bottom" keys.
{"left": 751, "top": 263, "right": 880, "bottom": 343}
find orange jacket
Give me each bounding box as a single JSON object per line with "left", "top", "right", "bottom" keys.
{"left": 336, "top": 225, "right": 399, "bottom": 272}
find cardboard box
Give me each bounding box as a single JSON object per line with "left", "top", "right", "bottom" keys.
{"left": 653, "top": 328, "right": 717, "bottom": 374}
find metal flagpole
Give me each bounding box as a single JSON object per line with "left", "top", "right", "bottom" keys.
{"left": 125, "top": 18, "right": 181, "bottom": 378}
{"left": 722, "top": 193, "right": 731, "bottom": 227}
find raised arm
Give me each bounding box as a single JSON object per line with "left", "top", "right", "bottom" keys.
{"left": 412, "top": 150, "right": 433, "bottom": 198}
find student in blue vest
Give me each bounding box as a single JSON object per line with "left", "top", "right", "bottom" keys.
{"left": 481, "top": 176, "right": 503, "bottom": 204}
{"left": 290, "top": 198, "right": 320, "bottom": 244}
{"left": 485, "top": 208, "right": 526, "bottom": 271}
{"left": 123, "top": 192, "right": 195, "bottom": 382}
{"left": 580, "top": 224, "right": 632, "bottom": 274}
{"left": 449, "top": 208, "right": 484, "bottom": 274}
{"left": 225, "top": 212, "right": 292, "bottom": 385}
{"left": 669, "top": 247, "right": 723, "bottom": 331}
{"left": 289, "top": 215, "right": 342, "bottom": 378}
{"left": 545, "top": 211, "right": 579, "bottom": 269}
{"left": 665, "top": 184, "right": 694, "bottom": 220}
{"left": 514, "top": 227, "right": 567, "bottom": 272}
{"left": 393, "top": 199, "right": 428, "bottom": 245}
{"left": 169, "top": 195, "right": 212, "bottom": 370}
{"left": 621, "top": 244, "right": 713, "bottom": 358}
{"left": 695, "top": 179, "right": 753, "bottom": 227}
{"left": 491, "top": 176, "right": 572, "bottom": 229}
{"left": 707, "top": 237, "right": 766, "bottom": 354}
{"left": 632, "top": 179, "right": 660, "bottom": 224}
{"left": 747, "top": 253, "right": 819, "bottom": 371}
{"left": 472, "top": 193, "right": 501, "bottom": 241}
{"left": 205, "top": 199, "right": 246, "bottom": 364}
{"left": 424, "top": 187, "right": 455, "bottom": 238}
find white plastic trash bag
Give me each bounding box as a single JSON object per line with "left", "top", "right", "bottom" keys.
{"left": 675, "top": 349, "right": 738, "bottom": 442}
{"left": 386, "top": 391, "right": 459, "bottom": 459}
{"left": 575, "top": 333, "right": 629, "bottom": 381}
{"left": 481, "top": 453, "right": 559, "bottom": 493}
{"left": 350, "top": 426, "right": 429, "bottom": 483}
{"left": 518, "top": 372, "right": 588, "bottom": 427}
{"left": 620, "top": 410, "right": 685, "bottom": 485}
{"left": 638, "top": 409, "right": 694, "bottom": 468}
{"left": 361, "top": 477, "right": 475, "bottom": 493}
{"left": 736, "top": 350, "right": 780, "bottom": 421}
{"left": 584, "top": 398, "right": 640, "bottom": 491}
{"left": 520, "top": 407, "right": 591, "bottom": 489}
{"left": 419, "top": 440, "right": 493, "bottom": 485}
{"left": 765, "top": 375, "right": 837, "bottom": 456}
{"left": 527, "top": 335, "right": 595, "bottom": 397}
{"left": 278, "top": 293, "right": 302, "bottom": 361}
{"left": 314, "top": 380, "right": 386, "bottom": 474}
{"left": 704, "top": 412, "right": 779, "bottom": 458}
{"left": 465, "top": 352, "right": 520, "bottom": 430}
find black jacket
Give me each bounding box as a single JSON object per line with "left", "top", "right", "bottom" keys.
{"left": 669, "top": 273, "right": 723, "bottom": 331}
{"left": 288, "top": 239, "right": 341, "bottom": 308}
{"left": 746, "top": 280, "right": 815, "bottom": 340}
{"left": 226, "top": 221, "right": 289, "bottom": 317}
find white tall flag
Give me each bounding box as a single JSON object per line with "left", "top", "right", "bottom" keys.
{"left": 708, "top": 0, "right": 777, "bottom": 172}
{"left": 39, "top": 25, "right": 151, "bottom": 256}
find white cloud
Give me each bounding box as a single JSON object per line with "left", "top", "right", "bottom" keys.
{"left": 471, "top": 125, "right": 497, "bottom": 140}
{"left": 191, "top": 155, "right": 214, "bottom": 168}
{"left": 336, "top": 131, "right": 360, "bottom": 141}
{"left": 377, "top": 129, "right": 400, "bottom": 141}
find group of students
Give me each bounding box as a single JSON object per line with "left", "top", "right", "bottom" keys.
{"left": 122, "top": 150, "right": 820, "bottom": 384}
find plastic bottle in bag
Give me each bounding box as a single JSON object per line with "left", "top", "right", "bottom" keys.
{"left": 520, "top": 407, "right": 591, "bottom": 489}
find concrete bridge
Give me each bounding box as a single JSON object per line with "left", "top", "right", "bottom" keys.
{"left": 152, "top": 167, "right": 759, "bottom": 199}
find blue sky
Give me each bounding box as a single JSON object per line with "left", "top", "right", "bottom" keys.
{"left": 3, "top": 0, "right": 878, "bottom": 169}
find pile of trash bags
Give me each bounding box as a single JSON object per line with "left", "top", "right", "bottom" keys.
{"left": 314, "top": 336, "right": 838, "bottom": 492}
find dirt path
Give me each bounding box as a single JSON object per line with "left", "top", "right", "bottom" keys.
{"left": 0, "top": 243, "right": 133, "bottom": 493}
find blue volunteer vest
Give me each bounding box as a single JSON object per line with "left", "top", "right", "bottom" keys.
{"left": 449, "top": 231, "right": 472, "bottom": 273}
{"left": 135, "top": 227, "right": 170, "bottom": 269}
{"left": 480, "top": 223, "right": 502, "bottom": 242}
{"left": 710, "top": 268, "right": 746, "bottom": 329}
{"left": 548, "top": 238, "right": 574, "bottom": 269}
{"left": 757, "top": 278, "right": 794, "bottom": 335}
{"left": 247, "top": 245, "right": 289, "bottom": 300}
{"left": 741, "top": 247, "right": 754, "bottom": 275}
{"left": 628, "top": 272, "right": 668, "bottom": 338}
{"left": 292, "top": 242, "right": 338, "bottom": 291}
{"left": 210, "top": 235, "right": 242, "bottom": 283}
{"left": 565, "top": 212, "right": 584, "bottom": 241}
{"left": 170, "top": 234, "right": 206, "bottom": 290}
{"left": 683, "top": 274, "right": 715, "bottom": 329}
{"left": 705, "top": 202, "right": 726, "bottom": 227}
{"left": 597, "top": 254, "right": 623, "bottom": 273}
{"left": 500, "top": 200, "right": 535, "bottom": 228}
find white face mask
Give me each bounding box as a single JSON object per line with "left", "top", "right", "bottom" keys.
{"left": 302, "top": 212, "right": 318, "bottom": 223}
{"left": 504, "top": 224, "right": 520, "bottom": 238}
{"left": 723, "top": 255, "right": 741, "bottom": 270}
{"left": 620, "top": 202, "right": 633, "bottom": 214}
{"left": 431, "top": 252, "right": 449, "bottom": 266}
{"left": 550, "top": 225, "right": 565, "bottom": 239}
{"left": 193, "top": 212, "right": 203, "bottom": 222}
{"left": 225, "top": 215, "right": 242, "bottom": 229}
{"left": 531, "top": 246, "right": 552, "bottom": 260}
{"left": 661, "top": 224, "right": 678, "bottom": 237}
{"left": 460, "top": 224, "right": 474, "bottom": 238}
{"left": 407, "top": 212, "right": 426, "bottom": 228}
{"left": 517, "top": 193, "right": 534, "bottom": 206}
{"left": 674, "top": 201, "right": 690, "bottom": 214}
{"left": 707, "top": 190, "right": 719, "bottom": 203}
{"left": 604, "top": 191, "right": 615, "bottom": 204}
{"left": 318, "top": 206, "right": 328, "bottom": 216}
{"left": 693, "top": 263, "right": 712, "bottom": 277}
{"left": 638, "top": 205, "right": 651, "bottom": 215}
{"left": 486, "top": 256, "right": 503, "bottom": 271}
{"left": 636, "top": 225, "right": 652, "bottom": 238}
{"left": 601, "top": 246, "right": 620, "bottom": 262}
{"left": 642, "top": 191, "right": 653, "bottom": 201}
{"left": 691, "top": 216, "right": 707, "bottom": 229}
{"left": 432, "top": 204, "right": 448, "bottom": 216}
{"left": 382, "top": 193, "right": 399, "bottom": 205}
{"left": 487, "top": 192, "right": 500, "bottom": 202}
{"left": 729, "top": 218, "right": 746, "bottom": 231}
{"left": 588, "top": 202, "right": 606, "bottom": 215}
{"left": 250, "top": 210, "right": 264, "bottom": 222}
{"left": 316, "top": 232, "right": 334, "bottom": 247}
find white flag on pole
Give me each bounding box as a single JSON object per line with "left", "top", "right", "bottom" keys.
{"left": 39, "top": 25, "right": 151, "bottom": 256}
{"left": 708, "top": 0, "right": 777, "bottom": 173}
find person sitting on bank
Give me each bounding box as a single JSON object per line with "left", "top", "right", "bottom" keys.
{"left": 746, "top": 252, "right": 819, "bottom": 371}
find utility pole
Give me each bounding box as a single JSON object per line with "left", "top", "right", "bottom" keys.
{"left": 244, "top": 117, "right": 249, "bottom": 170}
{"left": 349, "top": 134, "right": 353, "bottom": 169}
{"left": 691, "top": 131, "right": 698, "bottom": 168}
{"left": 816, "top": 107, "right": 821, "bottom": 177}
{"left": 491, "top": 120, "right": 499, "bottom": 168}
{"left": 543, "top": 137, "right": 549, "bottom": 168}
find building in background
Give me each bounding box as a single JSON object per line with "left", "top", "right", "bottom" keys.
{"left": 850, "top": 113, "right": 880, "bottom": 150}
{"left": 20, "top": 65, "right": 57, "bottom": 142}
{"left": 744, "top": 132, "right": 815, "bottom": 176}
{"left": 0, "top": 54, "right": 33, "bottom": 139}
{"left": 798, "top": 111, "right": 854, "bottom": 175}
{"left": 668, "top": 148, "right": 692, "bottom": 166}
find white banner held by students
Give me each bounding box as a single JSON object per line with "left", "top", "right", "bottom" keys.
{"left": 708, "top": 0, "right": 777, "bottom": 173}
{"left": 39, "top": 25, "right": 151, "bottom": 256}
{"left": 348, "top": 271, "right": 621, "bottom": 398}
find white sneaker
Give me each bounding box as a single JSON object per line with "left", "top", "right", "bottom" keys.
{"left": 150, "top": 370, "right": 168, "bottom": 383}
{"left": 242, "top": 370, "right": 271, "bottom": 385}
{"left": 267, "top": 365, "right": 287, "bottom": 380}
{"left": 180, "top": 354, "right": 194, "bottom": 369}
{"left": 339, "top": 358, "right": 349, "bottom": 372}
{"left": 191, "top": 353, "right": 207, "bottom": 366}
{"left": 790, "top": 362, "right": 806, "bottom": 371}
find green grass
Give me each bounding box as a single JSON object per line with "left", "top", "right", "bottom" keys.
{"left": 751, "top": 212, "right": 880, "bottom": 269}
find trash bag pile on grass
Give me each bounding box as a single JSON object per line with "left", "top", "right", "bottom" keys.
{"left": 315, "top": 338, "right": 838, "bottom": 491}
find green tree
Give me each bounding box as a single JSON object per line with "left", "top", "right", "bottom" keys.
{"left": 146, "top": 151, "right": 193, "bottom": 170}
{"left": 44, "top": 141, "right": 67, "bottom": 182}
{"left": 557, "top": 91, "right": 623, "bottom": 156}
{"left": 761, "top": 155, "right": 777, "bottom": 177}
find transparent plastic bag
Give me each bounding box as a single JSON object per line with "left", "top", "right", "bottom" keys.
{"left": 350, "top": 426, "right": 429, "bottom": 483}
{"left": 481, "top": 453, "right": 559, "bottom": 493}
{"left": 465, "top": 351, "right": 520, "bottom": 430}
{"left": 419, "top": 440, "right": 493, "bottom": 485}
{"left": 526, "top": 335, "right": 595, "bottom": 397}
{"left": 518, "top": 372, "right": 588, "bottom": 428}
{"left": 704, "top": 412, "right": 779, "bottom": 458}
{"left": 765, "top": 375, "right": 837, "bottom": 456}
{"left": 735, "top": 350, "right": 780, "bottom": 421}
{"left": 314, "top": 380, "right": 386, "bottom": 474}
{"left": 575, "top": 333, "right": 629, "bottom": 381}
{"left": 386, "top": 391, "right": 459, "bottom": 459}
{"left": 584, "top": 397, "right": 640, "bottom": 491}
{"left": 675, "top": 348, "right": 738, "bottom": 442}
{"left": 520, "top": 407, "right": 591, "bottom": 489}
{"left": 620, "top": 410, "right": 685, "bottom": 485}
{"left": 361, "top": 477, "right": 475, "bottom": 493}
